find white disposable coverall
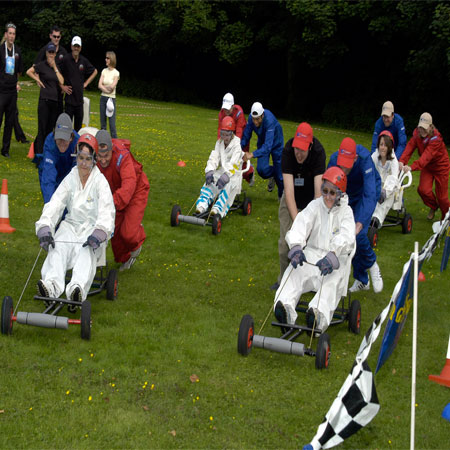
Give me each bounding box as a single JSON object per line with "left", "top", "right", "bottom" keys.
{"left": 196, "top": 135, "right": 244, "bottom": 217}
{"left": 274, "top": 194, "right": 355, "bottom": 330}
{"left": 371, "top": 150, "right": 399, "bottom": 226}
{"left": 35, "top": 165, "right": 115, "bottom": 300}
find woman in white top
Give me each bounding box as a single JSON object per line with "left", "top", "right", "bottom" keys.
{"left": 98, "top": 51, "right": 120, "bottom": 138}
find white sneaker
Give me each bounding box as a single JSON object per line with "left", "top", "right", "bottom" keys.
{"left": 369, "top": 261, "right": 383, "bottom": 293}
{"left": 349, "top": 279, "right": 370, "bottom": 293}
{"left": 248, "top": 171, "right": 255, "bottom": 187}
{"left": 267, "top": 177, "right": 275, "bottom": 192}
{"left": 196, "top": 205, "right": 206, "bottom": 214}
{"left": 120, "top": 246, "right": 142, "bottom": 271}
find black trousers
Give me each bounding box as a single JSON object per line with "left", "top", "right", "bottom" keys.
{"left": 0, "top": 91, "right": 17, "bottom": 153}
{"left": 34, "top": 98, "right": 58, "bottom": 154}
{"left": 64, "top": 102, "right": 83, "bottom": 132}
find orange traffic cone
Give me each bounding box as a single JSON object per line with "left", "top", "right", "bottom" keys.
{"left": 429, "top": 334, "right": 450, "bottom": 387}
{"left": 418, "top": 271, "right": 426, "bottom": 282}
{"left": 27, "top": 142, "right": 34, "bottom": 159}
{"left": 0, "top": 179, "right": 15, "bottom": 233}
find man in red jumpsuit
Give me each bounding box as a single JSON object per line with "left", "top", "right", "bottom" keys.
{"left": 95, "top": 130, "right": 150, "bottom": 270}
{"left": 218, "top": 93, "right": 254, "bottom": 185}
{"left": 399, "top": 112, "right": 450, "bottom": 221}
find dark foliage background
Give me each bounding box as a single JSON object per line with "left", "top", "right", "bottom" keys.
{"left": 4, "top": 0, "right": 450, "bottom": 138}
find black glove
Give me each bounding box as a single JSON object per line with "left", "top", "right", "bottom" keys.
{"left": 37, "top": 226, "right": 55, "bottom": 252}
{"left": 216, "top": 173, "right": 230, "bottom": 190}
{"left": 288, "top": 245, "right": 306, "bottom": 269}
{"left": 379, "top": 189, "right": 386, "bottom": 204}
{"left": 205, "top": 171, "right": 214, "bottom": 185}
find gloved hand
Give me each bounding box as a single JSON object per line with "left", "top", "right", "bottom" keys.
{"left": 37, "top": 226, "right": 55, "bottom": 252}
{"left": 83, "top": 229, "right": 107, "bottom": 250}
{"left": 216, "top": 173, "right": 229, "bottom": 190}
{"left": 378, "top": 189, "right": 386, "bottom": 204}
{"left": 316, "top": 251, "right": 340, "bottom": 276}
{"left": 288, "top": 245, "right": 306, "bottom": 268}
{"left": 205, "top": 171, "right": 214, "bottom": 185}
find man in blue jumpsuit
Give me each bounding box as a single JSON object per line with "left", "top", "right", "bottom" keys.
{"left": 328, "top": 137, "right": 383, "bottom": 293}
{"left": 371, "top": 100, "right": 407, "bottom": 159}
{"left": 241, "top": 102, "right": 284, "bottom": 199}
{"left": 39, "top": 112, "right": 79, "bottom": 203}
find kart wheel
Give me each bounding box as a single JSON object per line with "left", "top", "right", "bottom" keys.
{"left": 170, "top": 204, "right": 182, "bottom": 227}
{"left": 106, "top": 269, "right": 118, "bottom": 301}
{"left": 212, "top": 214, "right": 222, "bottom": 235}
{"left": 315, "top": 332, "right": 330, "bottom": 369}
{"left": 242, "top": 197, "right": 252, "bottom": 216}
{"left": 237, "top": 314, "right": 254, "bottom": 356}
{"left": 348, "top": 299, "right": 361, "bottom": 334}
{"left": 402, "top": 213, "right": 413, "bottom": 234}
{"left": 81, "top": 301, "right": 91, "bottom": 340}
{"left": 1, "top": 296, "right": 13, "bottom": 335}
{"left": 367, "top": 225, "right": 378, "bottom": 248}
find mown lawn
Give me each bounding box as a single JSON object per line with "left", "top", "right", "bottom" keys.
{"left": 0, "top": 82, "right": 449, "bottom": 449}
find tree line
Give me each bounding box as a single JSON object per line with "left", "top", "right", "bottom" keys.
{"left": 3, "top": 0, "right": 450, "bottom": 139}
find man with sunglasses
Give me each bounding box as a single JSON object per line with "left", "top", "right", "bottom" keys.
{"left": 328, "top": 137, "right": 383, "bottom": 293}
{"left": 0, "top": 22, "right": 23, "bottom": 158}
{"left": 272, "top": 122, "right": 326, "bottom": 291}
{"left": 273, "top": 166, "right": 355, "bottom": 332}
{"left": 34, "top": 26, "right": 67, "bottom": 115}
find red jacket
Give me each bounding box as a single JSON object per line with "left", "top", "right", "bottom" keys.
{"left": 98, "top": 140, "right": 149, "bottom": 212}
{"left": 400, "top": 128, "right": 450, "bottom": 173}
{"left": 217, "top": 104, "right": 247, "bottom": 139}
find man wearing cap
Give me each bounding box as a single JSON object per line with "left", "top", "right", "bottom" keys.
{"left": 34, "top": 26, "right": 67, "bottom": 116}
{"left": 371, "top": 101, "right": 407, "bottom": 159}
{"left": 218, "top": 93, "right": 254, "bottom": 185}
{"left": 241, "top": 102, "right": 284, "bottom": 198}
{"left": 400, "top": 112, "right": 450, "bottom": 221}
{"left": 0, "top": 23, "right": 23, "bottom": 158}
{"left": 328, "top": 137, "right": 383, "bottom": 293}
{"left": 272, "top": 122, "right": 326, "bottom": 290}
{"left": 39, "top": 113, "right": 79, "bottom": 203}
{"left": 95, "top": 130, "right": 150, "bottom": 271}
{"left": 60, "top": 36, "right": 97, "bottom": 131}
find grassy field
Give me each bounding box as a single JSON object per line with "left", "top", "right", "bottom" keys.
{"left": 0, "top": 81, "right": 449, "bottom": 449}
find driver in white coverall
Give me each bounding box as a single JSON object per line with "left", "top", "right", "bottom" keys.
{"left": 35, "top": 133, "right": 115, "bottom": 306}
{"left": 195, "top": 116, "right": 244, "bottom": 218}
{"left": 273, "top": 166, "right": 356, "bottom": 332}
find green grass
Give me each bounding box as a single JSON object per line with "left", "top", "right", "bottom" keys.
{"left": 0, "top": 81, "right": 449, "bottom": 449}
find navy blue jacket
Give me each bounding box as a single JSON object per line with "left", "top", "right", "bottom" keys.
{"left": 240, "top": 109, "right": 284, "bottom": 158}
{"left": 39, "top": 131, "right": 79, "bottom": 203}
{"left": 371, "top": 113, "right": 407, "bottom": 159}
{"left": 328, "top": 145, "right": 381, "bottom": 228}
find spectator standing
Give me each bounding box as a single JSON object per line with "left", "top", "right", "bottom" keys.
{"left": 272, "top": 122, "right": 326, "bottom": 290}
{"left": 98, "top": 51, "right": 120, "bottom": 138}
{"left": 27, "top": 43, "right": 65, "bottom": 159}
{"left": 371, "top": 100, "right": 407, "bottom": 159}
{"left": 0, "top": 22, "right": 23, "bottom": 158}
{"left": 241, "top": 102, "right": 284, "bottom": 198}
{"left": 399, "top": 112, "right": 450, "bottom": 221}
{"left": 60, "top": 36, "right": 97, "bottom": 131}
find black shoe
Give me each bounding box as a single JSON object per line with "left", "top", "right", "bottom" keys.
{"left": 1, "top": 151, "right": 10, "bottom": 158}
{"left": 68, "top": 287, "right": 82, "bottom": 313}
{"left": 19, "top": 139, "right": 29, "bottom": 144}
{"left": 306, "top": 308, "right": 315, "bottom": 329}
{"left": 37, "top": 280, "right": 50, "bottom": 297}
{"left": 275, "top": 301, "right": 287, "bottom": 323}
{"left": 270, "top": 281, "right": 280, "bottom": 291}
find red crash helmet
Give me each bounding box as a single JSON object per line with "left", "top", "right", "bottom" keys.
{"left": 322, "top": 166, "right": 347, "bottom": 193}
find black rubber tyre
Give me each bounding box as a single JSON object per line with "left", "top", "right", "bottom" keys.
{"left": 212, "top": 214, "right": 222, "bottom": 235}
{"left": 242, "top": 197, "right": 252, "bottom": 216}
{"left": 170, "top": 204, "right": 182, "bottom": 227}
{"left": 81, "top": 301, "right": 91, "bottom": 340}
{"left": 106, "top": 269, "right": 118, "bottom": 301}
{"left": 348, "top": 299, "right": 361, "bottom": 334}
{"left": 402, "top": 213, "right": 413, "bottom": 234}
{"left": 315, "top": 332, "right": 331, "bottom": 369}
{"left": 1, "top": 296, "right": 13, "bottom": 335}
{"left": 367, "top": 225, "right": 378, "bottom": 248}
{"left": 237, "top": 314, "right": 254, "bottom": 356}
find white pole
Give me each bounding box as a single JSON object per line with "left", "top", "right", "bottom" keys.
{"left": 410, "top": 242, "right": 419, "bottom": 450}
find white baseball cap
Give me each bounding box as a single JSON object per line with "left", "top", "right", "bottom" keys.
{"left": 251, "top": 102, "right": 264, "bottom": 118}
{"left": 221, "top": 93, "right": 234, "bottom": 110}
{"left": 418, "top": 112, "right": 432, "bottom": 131}
{"left": 106, "top": 98, "right": 115, "bottom": 118}
{"left": 381, "top": 101, "right": 394, "bottom": 116}
{"left": 71, "top": 36, "right": 82, "bottom": 46}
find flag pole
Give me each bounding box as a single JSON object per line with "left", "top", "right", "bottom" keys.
{"left": 410, "top": 241, "right": 418, "bottom": 450}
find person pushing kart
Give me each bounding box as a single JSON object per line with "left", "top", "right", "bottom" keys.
{"left": 195, "top": 116, "right": 244, "bottom": 218}
{"left": 273, "top": 166, "right": 356, "bottom": 333}
{"left": 35, "top": 133, "right": 115, "bottom": 306}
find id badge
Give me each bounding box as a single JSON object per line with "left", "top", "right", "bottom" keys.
{"left": 5, "top": 55, "right": 14, "bottom": 75}
{"left": 294, "top": 177, "right": 304, "bottom": 187}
